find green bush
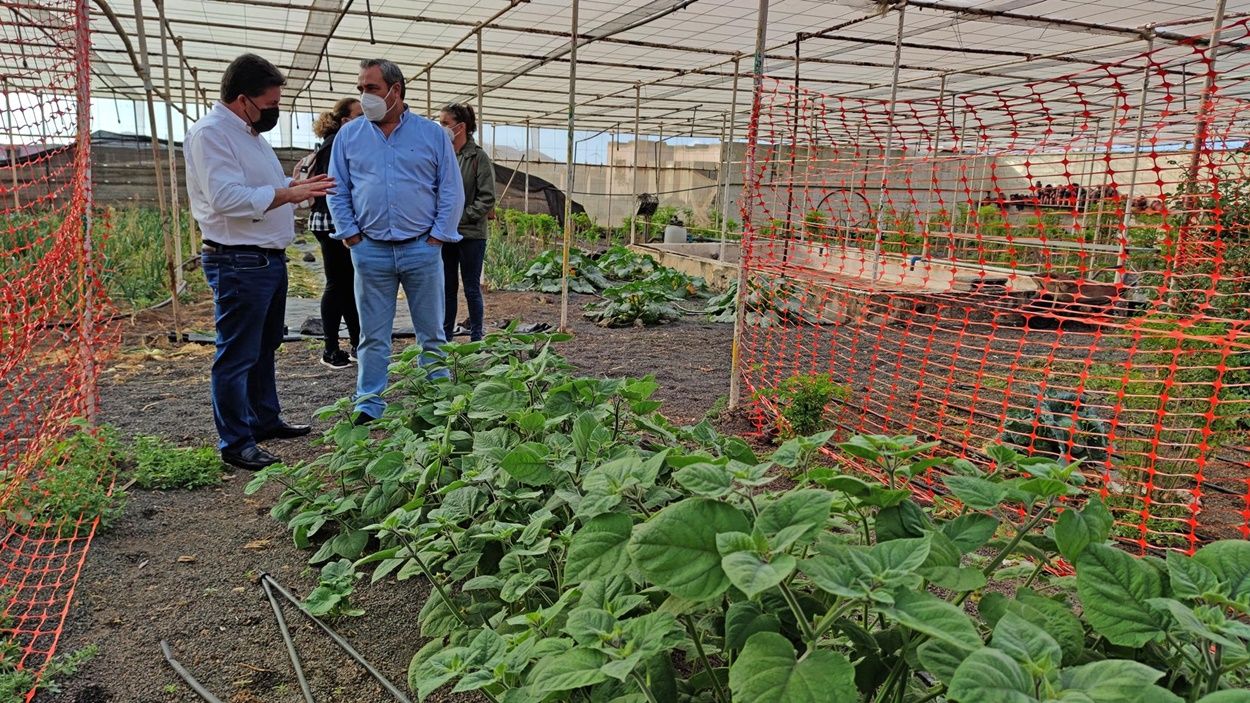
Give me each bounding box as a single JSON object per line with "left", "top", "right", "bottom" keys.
{"left": 250, "top": 334, "right": 1250, "bottom": 703}
{"left": 130, "top": 435, "right": 223, "bottom": 490}
{"left": 3, "top": 421, "right": 127, "bottom": 535}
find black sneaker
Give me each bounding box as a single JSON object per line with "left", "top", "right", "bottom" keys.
{"left": 321, "top": 349, "right": 352, "bottom": 369}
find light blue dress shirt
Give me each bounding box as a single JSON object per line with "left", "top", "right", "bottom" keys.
{"left": 327, "top": 109, "right": 465, "bottom": 243}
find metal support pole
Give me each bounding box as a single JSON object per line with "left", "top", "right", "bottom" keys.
{"left": 524, "top": 119, "right": 530, "bottom": 213}
{"left": 157, "top": 0, "right": 184, "bottom": 290}
{"left": 719, "top": 56, "right": 741, "bottom": 261}
{"left": 923, "top": 73, "right": 946, "bottom": 257}
{"left": 132, "top": 0, "right": 180, "bottom": 337}
{"left": 75, "top": 0, "right": 97, "bottom": 424}
{"left": 728, "top": 0, "right": 770, "bottom": 410}
{"left": 476, "top": 30, "right": 484, "bottom": 145}
{"left": 869, "top": 4, "right": 907, "bottom": 283}
{"left": 559, "top": 0, "right": 579, "bottom": 332}
{"left": 629, "top": 83, "right": 641, "bottom": 245}
{"left": 1119, "top": 36, "right": 1155, "bottom": 276}
{"left": 715, "top": 113, "right": 727, "bottom": 241}
{"left": 608, "top": 128, "right": 616, "bottom": 232}
{"left": 1177, "top": 0, "right": 1227, "bottom": 270}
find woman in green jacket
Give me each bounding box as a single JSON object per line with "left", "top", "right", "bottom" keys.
{"left": 438, "top": 103, "right": 496, "bottom": 342}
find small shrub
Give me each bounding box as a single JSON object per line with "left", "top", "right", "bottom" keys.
{"left": 130, "top": 435, "right": 223, "bottom": 490}
{"left": 4, "top": 422, "right": 127, "bottom": 535}
{"left": 767, "top": 373, "right": 850, "bottom": 438}
{"left": 1001, "top": 387, "right": 1110, "bottom": 464}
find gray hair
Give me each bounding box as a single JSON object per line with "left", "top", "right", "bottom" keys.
{"left": 359, "top": 58, "right": 405, "bottom": 96}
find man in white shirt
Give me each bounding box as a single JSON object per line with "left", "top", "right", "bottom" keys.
{"left": 184, "top": 53, "right": 335, "bottom": 470}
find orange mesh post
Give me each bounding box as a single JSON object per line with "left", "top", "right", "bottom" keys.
{"left": 1, "top": 0, "right": 115, "bottom": 696}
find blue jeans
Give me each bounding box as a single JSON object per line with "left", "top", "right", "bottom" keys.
{"left": 202, "top": 250, "right": 288, "bottom": 452}
{"left": 350, "top": 236, "right": 448, "bottom": 417}
{"left": 442, "top": 238, "right": 487, "bottom": 341}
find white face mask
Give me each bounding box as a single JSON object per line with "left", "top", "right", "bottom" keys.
{"left": 360, "top": 85, "right": 392, "bottom": 122}
{"left": 443, "top": 125, "right": 455, "bottom": 143}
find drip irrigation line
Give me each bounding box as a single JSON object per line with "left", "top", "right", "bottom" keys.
{"left": 261, "top": 578, "right": 314, "bottom": 703}
{"left": 160, "top": 640, "right": 225, "bottom": 703}
{"left": 260, "top": 573, "right": 412, "bottom": 703}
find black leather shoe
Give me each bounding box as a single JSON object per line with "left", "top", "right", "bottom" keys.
{"left": 221, "top": 445, "right": 281, "bottom": 471}
{"left": 254, "top": 422, "right": 312, "bottom": 442}
{"left": 352, "top": 411, "right": 378, "bottom": 427}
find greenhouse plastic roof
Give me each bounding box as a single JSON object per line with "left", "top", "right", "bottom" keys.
{"left": 86, "top": 0, "right": 1250, "bottom": 137}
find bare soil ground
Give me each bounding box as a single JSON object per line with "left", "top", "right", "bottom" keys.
{"left": 43, "top": 289, "right": 733, "bottom": 703}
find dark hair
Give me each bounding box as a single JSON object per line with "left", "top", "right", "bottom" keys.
{"left": 359, "top": 58, "right": 405, "bottom": 99}
{"left": 220, "top": 54, "right": 285, "bottom": 103}
{"left": 441, "top": 103, "right": 477, "bottom": 135}
{"left": 313, "top": 97, "right": 360, "bottom": 138}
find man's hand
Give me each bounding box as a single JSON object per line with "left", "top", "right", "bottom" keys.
{"left": 272, "top": 174, "right": 336, "bottom": 210}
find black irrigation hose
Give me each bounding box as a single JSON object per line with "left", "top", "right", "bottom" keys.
{"left": 159, "top": 640, "right": 225, "bottom": 703}
{"left": 260, "top": 573, "right": 412, "bottom": 703}
{"left": 261, "top": 578, "right": 315, "bottom": 703}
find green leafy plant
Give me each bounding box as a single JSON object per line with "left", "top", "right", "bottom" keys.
{"left": 1001, "top": 387, "right": 1111, "bottom": 464}
{"left": 594, "top": 245, "right": 659, "bottom": 281}
{"left": 251, "top": 334, "right": 1250, "bottom": 703}
{"left": 761, "top": 373, "right": 849, "bottom": 439}
{"left": 129, "top": 435, "right": 223, "bottom": 490}
{"left": 584, "top": 280, "right": 683, "bottom": 327}
{"left": 511, "top": 248, "right": 612, "bottom": 294}
{"left": 0, "top": 589, "right": 98, "bottom": 702}
{"left": 305, "top": 559, "right": 364, "bottom": 618}
{"left": 3, "top": 421, "right": 127, "bottom": 535}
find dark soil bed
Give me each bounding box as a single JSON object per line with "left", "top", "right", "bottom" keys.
{"left": 43, "top": 289, "right": 733, "bottom": 703}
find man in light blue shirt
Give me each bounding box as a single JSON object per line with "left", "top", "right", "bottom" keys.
{"left": 329, "top": 58, "right": 465, "bottom": 423}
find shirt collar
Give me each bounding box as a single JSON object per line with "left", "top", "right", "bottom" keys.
{"left": 213, "top": 101, "right": 256, "bottom": 135}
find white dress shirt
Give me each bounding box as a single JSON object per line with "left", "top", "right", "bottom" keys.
{"left": 184, "top": 102, "right": 294, "bottom": 249}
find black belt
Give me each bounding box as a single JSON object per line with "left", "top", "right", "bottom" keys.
{"left": 202, "top": 240, "right": 284, "bottom": 256}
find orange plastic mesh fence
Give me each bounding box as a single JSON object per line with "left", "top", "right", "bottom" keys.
{"left": 738, "top": 21, "right": 1250, "bottom": 555}
{"left": 1, "top": 0, "right": 114, "bottom": 695}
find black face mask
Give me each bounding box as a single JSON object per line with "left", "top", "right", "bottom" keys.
{"left": 246, "top": 97, "right": 280, "bottom": 133}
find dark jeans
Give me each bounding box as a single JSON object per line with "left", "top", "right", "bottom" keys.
{"left": 442, "top": 238, "right": 487, "bottom": 341}
{"left": 202, "top": 250, "right": 288, "bottom": 452}
{"left": 313, "top": 229, "right": 360, "bottom": 352}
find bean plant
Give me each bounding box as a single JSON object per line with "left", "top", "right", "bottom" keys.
{"left": 250, "top": 331, "right": 1250, "bottom": 703}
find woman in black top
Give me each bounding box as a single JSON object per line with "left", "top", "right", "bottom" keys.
{"left": 309, "top": 98, "right": 362, "bottom": 368}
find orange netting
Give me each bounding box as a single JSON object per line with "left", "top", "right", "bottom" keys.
{"left": 739, "top": 21, "right": 1250, "bottom": 555}
{"left": 1, "top": 0, "right": 115, "bottom": 695}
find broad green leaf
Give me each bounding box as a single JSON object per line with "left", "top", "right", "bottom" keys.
{"left": 516, "top": 411, "right": 547, "bottom": 435}
{"left": 1196, "top": 693, "right": 1250, "bottom": 703}
{"left": 941, "top": 513, "right": 1000, "bottom": 554}
{"left": 921, "top": 566, "right": 987, "bottom": 592}
{"left": 528, "top": 648, "right": 610, "bottom": 693}
{"left": 943, "top": 476, "right": 1008, "bottom": 511}
{"left": 627, "top": 498, "right": 750, "bottom": 601}
{"left": 501, "top": 571, "right": 547, "bottom": 603}
{"left": 887, "top": 589, "right": 982, "bottom": 650}
{"left": 801, "top": 553, "right": 868, "bottom": 599}
{"left": 724, "top": 601, "right": 781, "bottom": 652}
{"left": 1018, "top": 476, "right": 1073, "bottom": 499}
{"left": 1057, "top": 660, "right": 1182, "bottom": 703}
{"left": 837, "top": 436, "right": 882, "bottom": 463}
{"left": 870, "top": 536, "right": 931, "bottom": 575}
{"left": 1194, "top": 541, "right": 1250, "bottom": 598}
{"left": 673, "top": 462, "right": 733, "bottom": 498}
{"left": 982, "top": 590, "right": 1085, "bottom": 666}
{"left": 470, "top": 379, "right": 527, "bottom": 418}
{"left": 947, "top": 648, "right": 1034, "bottom": 703}
{"left": 917, "top": 639, "right": 975, "bottom": 685}
{"left": 1166, "top": 551, "right": 1221, "bottom": 600}
{"left": 564, "top": 608, "right": 617, "bottom": 646}
{"left": 991, "top": 613, "right": 1061, "bottom": 672}
{"left": 721, "top": 551, "right": 797, "bottom": 599}
{"left": 1075, "top": 544, "right": 1165, "bottom": 647}
{"left": 876, "top": 500, "right": 930, "bottom": 542}
{"left": 502, "top": 443, "right": 555, "bottom": 486}
{"left": 1053, "top": 498, "right": 1113, "bottom": 562}
{"left": 728, "top": 632, "right": 856, "bottom": 703}
{"left": 565, "top": 513, "right": 634, "bottom": 585}
{"left": 365, "top": 451, "right": 406, "bottom": 481}
{"left": 924, "top": 531, "right": 963, "bottom": 569}
{"left": 411, "top": 644, "right": 472, "bottom": 700}
{"left": 754, "top": 489, "right": 833, "bottom": 548}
